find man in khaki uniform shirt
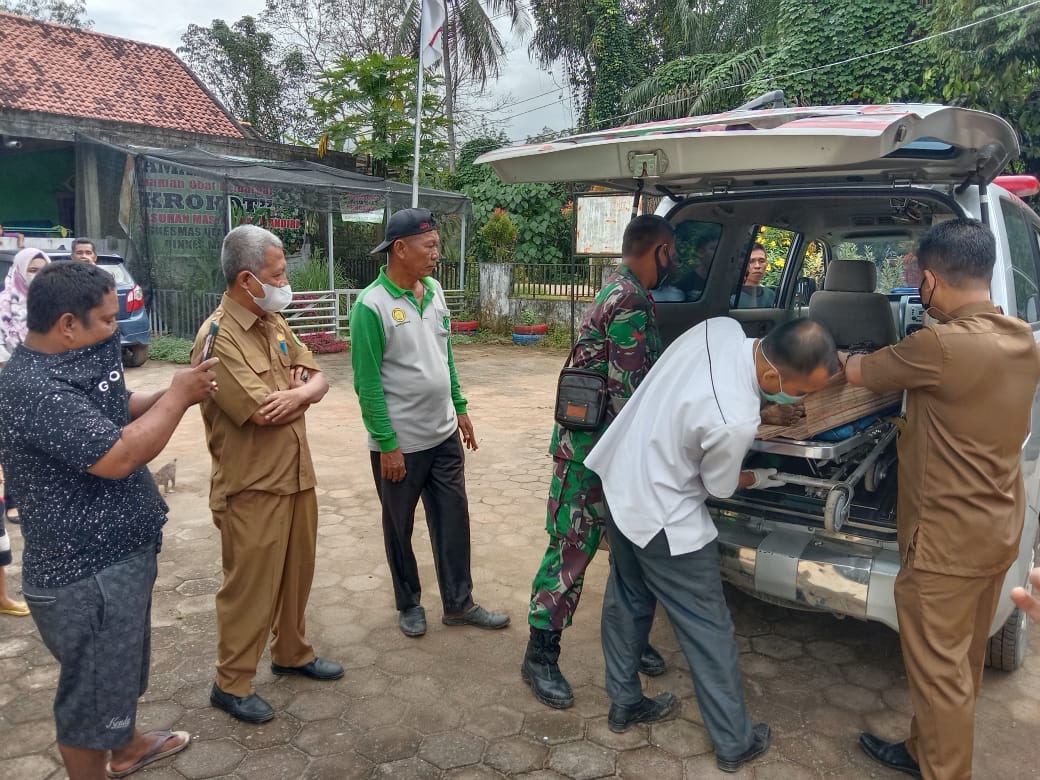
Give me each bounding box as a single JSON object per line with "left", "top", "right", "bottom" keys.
{"left": 844, "top": 219, "right": 1040, "bottom": 779}
{"left": 194, "top": 225, "right": 342, "bottom": 725}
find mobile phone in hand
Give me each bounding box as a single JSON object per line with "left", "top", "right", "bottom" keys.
{"left": 202, "top": 321, "right": 220, "bottom": 361}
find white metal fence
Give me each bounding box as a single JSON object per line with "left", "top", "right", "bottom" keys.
{"left": 284, "top": 289, "right": 362, "bottom": 335}
{"left": 150, "top": 289, "right": 363, "bottom": 340}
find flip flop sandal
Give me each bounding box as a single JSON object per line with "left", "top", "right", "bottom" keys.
{"left": 0, "top": 602, "right": 29, "bottom": 617}
{"left": 106, "top": 730, "right": 190, "bottom": 778}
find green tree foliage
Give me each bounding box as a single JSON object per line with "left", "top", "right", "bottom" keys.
{"left": 478, "top": 209, "right": 519, "bottom": 262}
{"left": 929, "top": 1, "right": 1040, "bottom": 172}
{"left": 745, "top": 0, "right": 933, "bottom": 104}
{"left": 0, "top": 0, "right": 91, "bottom": 27}
{"left": 528, "top": 0, "right": 598, "bottom": 109}
{"left": 622, "top": 0, "right": 780, "bottom": 121}
{"left": 587, "top": 0, "right": 646, "bottom": 129}
{"left": 624, "top": 1, "right": 954, "bottom": 125}
{"left": 645, "top": 0, "right": 780, "bottom": 60}
{"left": 178, "top": 16, "right": 309, "bottom": 142}
{"left": 624, "top": 49, "right": 766, "bottom": 121}
{"left": 529, "top": 0, "right": 650, "bottom": 129}
{"left": 397, "top": 1, "right": 531, "bottom": 171}
{"left": 309, "top": 53, "right": 449, "bottom": 181}
{"left": 454, "top": 136, "right": 572, "bottom": 265}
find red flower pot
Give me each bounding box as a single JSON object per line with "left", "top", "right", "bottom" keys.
{"left": 451, "top": 320, "right": 479, "bottom": 334}
{"left": 513, "top": 323, "right": 548, "bottom": 335}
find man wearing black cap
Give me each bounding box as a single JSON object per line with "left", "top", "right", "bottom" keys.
{"left": 351, "top": 208, "right": 510, "bottom": 637}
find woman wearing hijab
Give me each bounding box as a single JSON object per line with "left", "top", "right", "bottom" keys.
{"left": 0, "top": 248, "right": 47, "bottom": 531}
{"left": 0, "top": 248, "right": 48, "bottom": 360}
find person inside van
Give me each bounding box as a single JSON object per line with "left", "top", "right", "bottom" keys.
{"left": 732, "top": 243, "right": 776, "bottom": 308}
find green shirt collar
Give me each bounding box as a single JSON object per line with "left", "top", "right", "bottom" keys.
{"left": 376, "top": 265, "right": 435, "bottom": 311}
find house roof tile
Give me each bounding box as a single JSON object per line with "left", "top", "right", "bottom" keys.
{"left": 0, "top": 12, "right": 244, "bottom": 138}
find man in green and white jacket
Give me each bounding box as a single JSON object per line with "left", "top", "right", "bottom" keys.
{"left": 351, "top": 208, "right": 510, "bottom": 638}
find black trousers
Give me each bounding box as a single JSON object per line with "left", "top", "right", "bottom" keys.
{"left": 369, "top": 430, "right": 474, "bottom": 613}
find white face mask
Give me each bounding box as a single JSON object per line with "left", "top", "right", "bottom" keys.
{"left": 248, "top": 273, "right": 292, "bottom": 313}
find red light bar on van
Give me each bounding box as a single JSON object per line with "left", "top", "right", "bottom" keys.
{"left": 994, "top": 175, "right": 1040, "bottom": 197}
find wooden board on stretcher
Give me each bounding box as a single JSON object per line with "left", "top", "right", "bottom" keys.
{"left": 757, "top": 373, "right": 902, "bottom": 441}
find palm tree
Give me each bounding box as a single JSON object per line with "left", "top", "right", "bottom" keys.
{"left": 398, "top": 0, "right": 531, "bottom": 172}
{"left": 662, "top": 0, "right": 780, "bottom": 57}
{"left": 623, "top": 49, "right": 766, "bottom": 122}
{"left": 623, "top": 0, "right": 780, "bottom": 122}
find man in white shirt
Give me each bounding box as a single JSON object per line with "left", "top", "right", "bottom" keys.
{"left": 585, "top": 317, "right": 836, "bottom": 773}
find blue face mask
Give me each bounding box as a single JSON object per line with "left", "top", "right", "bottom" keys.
{"left": 757, "top": 343, "right": 805, "bottom": 405}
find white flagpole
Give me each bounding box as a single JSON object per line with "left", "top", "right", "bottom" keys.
{"left": 412, "top": 0, "right": 426, "bottom": 209}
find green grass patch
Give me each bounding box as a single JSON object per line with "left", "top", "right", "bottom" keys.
{"left": 149, "top": 335, "right": 193, "bottom": 364}
{"left": 450, "top": 330, "right": 514, "bottom": 346}
{"left": 542, "top": 326, "right": 573, "bottom": 350}
{"left": 450, "top": 326, "right": 572, "bottom": 350}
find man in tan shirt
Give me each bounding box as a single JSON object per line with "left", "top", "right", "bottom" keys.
{"left": 194, "top": 225, "right": 341, "bottom": 724}
{"left": 843, "top": 219, "right": 1040, "bottom": 779}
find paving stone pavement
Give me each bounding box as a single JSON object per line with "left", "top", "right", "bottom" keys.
{"left": 2, "top": 343, "right": 1040, "bottom": 779}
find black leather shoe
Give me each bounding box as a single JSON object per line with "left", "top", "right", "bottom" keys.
{"left": 271, "top": 657, "right": 344, "bottom": 680}
{"left": 442, "top": 604, "right": 510, "bottom": 629}
{"left": 607, "top": 692, "right": 675, "bottom": 733}
{"left": 717, "top": 722, "right": 771, "bottom": 773}
{"left": 638, "top": 644, "right": 666, "bottom": 676}
{"left": 210, "top": 683, "right": 274, "bottom": 723}
{"left": 399, "top": 605, "right": 427, "bottom": 637}
{"left": 859, "top": 732, "right": 922, "bottom": 778}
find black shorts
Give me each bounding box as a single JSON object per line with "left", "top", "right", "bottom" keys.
{"left": 23, "top": 538, "right": 159, "bottom": 749}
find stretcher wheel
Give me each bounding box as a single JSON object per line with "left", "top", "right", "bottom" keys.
{"left": 865, "top": 461, "right": 883, "bottom": 492}
{"left": 825, "top": 485, "right": 852, "bottom": 531}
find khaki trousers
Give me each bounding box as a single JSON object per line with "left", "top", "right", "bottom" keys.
{"left": 213, "top": 489, "right": 317, "bottom": 696}
{"left": 895, "top": 552, "right": 1005, "bottom": 780}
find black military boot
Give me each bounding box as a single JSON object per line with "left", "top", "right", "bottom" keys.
{"left": 521, "top": 626, "right": 575, "bottom": 709}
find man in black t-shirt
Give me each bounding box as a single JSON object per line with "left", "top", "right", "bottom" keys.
{"left": 0, "top": 262, "right": 218, "bottom": 780}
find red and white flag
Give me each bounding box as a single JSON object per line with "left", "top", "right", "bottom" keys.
{"left": 420, "top": 0, "right": 446, "bottom": 68}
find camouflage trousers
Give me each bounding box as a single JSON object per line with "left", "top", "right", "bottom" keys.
{"left": 528, "top": 458, "right": 607, "bottom": 631}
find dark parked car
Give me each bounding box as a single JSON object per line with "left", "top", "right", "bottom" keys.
{"left": 46, "top": 252, "right": 151, "bottom": 367}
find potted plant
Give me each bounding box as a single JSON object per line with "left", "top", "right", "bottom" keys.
{"left": 513, "top": 308, "right": 548, "bottom": 344}
{"left": 478, "top": 208, "right": 518, "bottom": 263}
{"left": 451, "top": 306, "right": 479, "bottom": 335}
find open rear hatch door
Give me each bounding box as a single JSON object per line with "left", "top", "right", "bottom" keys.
{"left": 476, "top": 104, "right": 1019, "bottom": 193}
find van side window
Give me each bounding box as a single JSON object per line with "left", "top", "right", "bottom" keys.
{"left": 655, "top": 219, "right": 722, "bottom": 303}
{"left": 1003, "top": 201, "right": 1040, "bottom": 323}
{"left": 731, "top": 226, "right": 798, "bottom": 309}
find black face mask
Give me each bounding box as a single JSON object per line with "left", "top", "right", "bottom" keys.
{"left": 918, "top": 271, "right": 934, "bottom": 309}
{"left": 652, "top": 245, "right": 681, "bottom": 290}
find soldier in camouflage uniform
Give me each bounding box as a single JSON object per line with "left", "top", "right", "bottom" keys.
{"left": 523, "top": 215, "right": 679, "bottom": 709}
